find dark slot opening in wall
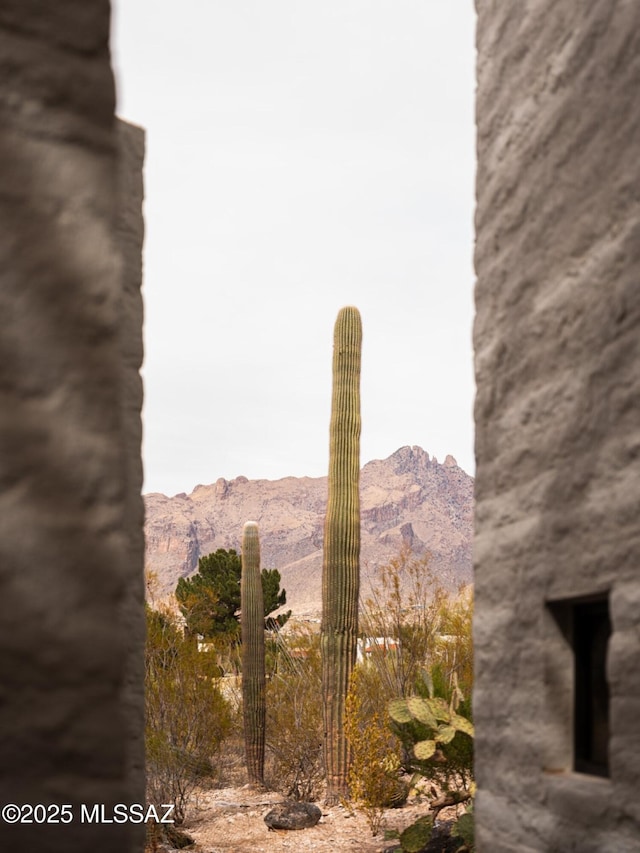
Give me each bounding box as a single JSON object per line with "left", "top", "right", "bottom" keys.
{"left": 573, "top": 597, "right": 611, "bottom": 777}
{"left": 546, "top": 592, "right": 611, "bottom": 778}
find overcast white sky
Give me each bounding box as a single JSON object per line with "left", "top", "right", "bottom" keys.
{"left": 111, "top": 2, "right": 476, "bottom": 497}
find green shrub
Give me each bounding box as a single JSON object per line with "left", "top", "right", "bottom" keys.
{"left": 360, "top": 547, "right": 446, "bottom": 699}
{"left": 145, "top": 605, "right": 232, "bottom": 823}
{"left": 265, "top": 628, "right": 325, "bottom": 801}
{"left": 360, "top": 550, "right": 474, "bottom": 792}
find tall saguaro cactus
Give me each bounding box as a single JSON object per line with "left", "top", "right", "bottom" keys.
{"left": 241, "top": 521, "right": 266, "bottom": 787}
{"left": 321, "top": 305, "right": 362, "bottom": 803}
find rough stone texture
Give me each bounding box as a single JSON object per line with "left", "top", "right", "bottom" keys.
{"left": 0, "top": 4, "right": 144, "bottom": 851}
{"left": 474, "top": 2, "right": 640, "bottom": 852}
{"left": 115, "top": 119, "right": 146, "bottom": 848}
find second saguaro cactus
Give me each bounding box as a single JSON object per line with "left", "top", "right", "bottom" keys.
{"left": 241, "top": 520, "right": 266, "bottom": 787}
{"left": 321, "top": 306, "right": 362, "bottom": 803}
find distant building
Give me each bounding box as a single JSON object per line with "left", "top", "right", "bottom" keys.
{"left": 356, "top": 636, "right": 400, "bottom": 663}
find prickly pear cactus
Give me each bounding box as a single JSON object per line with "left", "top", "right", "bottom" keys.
{"left": 400, "top": 815, "right": 434, "bottom": 853}
{"left": 388, "top": 695, "right": 474, "bottom": 760}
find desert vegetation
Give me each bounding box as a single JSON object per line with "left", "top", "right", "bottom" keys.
{"left": 144, "top": 308, "right": 473, "bottom": 852}
{"left": 144, "top": 604, "right": 233, "bottom": 825}
{"left": 144, "top": 546, "right": 474, "bottom": 851}
{"left": 344, "top": 550, "right": 474, "bottom": 846}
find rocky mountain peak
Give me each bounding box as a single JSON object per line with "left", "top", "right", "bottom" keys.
{"left": 144, "top": 446, "right": 473, "bottom": 617}
{"left": 386, "top": 444, "right": 430, "bottom": 473}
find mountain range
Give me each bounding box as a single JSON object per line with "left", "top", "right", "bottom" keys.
{"left": 144, "top": 445, "right": 474, "bottom": 617}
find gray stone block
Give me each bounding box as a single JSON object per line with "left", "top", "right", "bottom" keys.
{"left": 0, "top": 4, "right": 145, "bottom": 851}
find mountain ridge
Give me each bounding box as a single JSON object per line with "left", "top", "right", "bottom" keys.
{"left": 144, "top": 446, "right": 474, "bottom": 616}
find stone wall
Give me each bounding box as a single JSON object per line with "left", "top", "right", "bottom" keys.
{"left": 115, "top": 119, "right": 146, "bottom": 830}
{"left": 115, "top": 119, "right": 146, "bottom": 851}
{"left": 0, "top": 4, "right": 145, "bottom": 851}
{"left": 474, "top": 2, "right": 640, "bottom": 852}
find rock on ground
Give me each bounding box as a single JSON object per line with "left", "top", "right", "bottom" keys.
{"left": 264, "top": 801, "right": 322, "bottom": 830}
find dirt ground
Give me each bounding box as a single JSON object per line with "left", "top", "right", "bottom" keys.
{"left": 167, "top": 784, "right": 464, "bottom": 853}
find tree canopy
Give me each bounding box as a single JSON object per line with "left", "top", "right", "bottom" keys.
{"left": 262, "top": 567, "right": 291, "bottom": 631}
{"left": 175, "top": 548, "right": 291, "bottom": 639}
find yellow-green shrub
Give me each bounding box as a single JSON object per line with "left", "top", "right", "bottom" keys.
{"left": 345, "top": 665, "right": 407, "bottom": 835}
